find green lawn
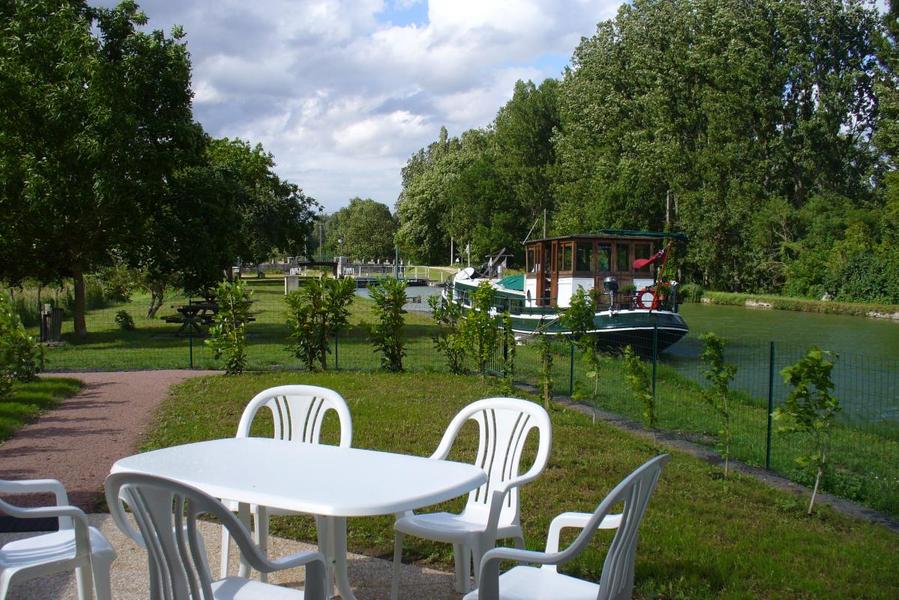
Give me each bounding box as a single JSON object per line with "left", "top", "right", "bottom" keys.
{"left": 0, "top": 378, "right": 83, "bottom": 441}
{"left": 142, "top": 372, "right": 899, "bottom": 599}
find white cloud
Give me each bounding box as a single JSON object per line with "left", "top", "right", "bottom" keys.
{"left": 90, "top": 0, "right": 624, "bottom": 210}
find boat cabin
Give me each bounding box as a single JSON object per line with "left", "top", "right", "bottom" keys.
{"left": 523, "top": 230, "right": 683, "bottom": 308}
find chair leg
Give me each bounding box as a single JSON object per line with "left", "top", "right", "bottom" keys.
{"left": 93, "top": 557, "right": 113, "bottom": 600}
{"left": 75, "top": 564, "right": 93, "bottom": 600}
{"left": 220, "top": 524, "right": 232, "bottom": 579}
{"left": 513, "top": 535, "right": 525, "bottom": 549}
{"left": 452, "top": 543, "right": 469, "bottom": 593}
{"left": 471, "top": 540, "right": 488, "bottom": 588}
{"left": 390, "top": 532, "right": 404, "bottom": 600}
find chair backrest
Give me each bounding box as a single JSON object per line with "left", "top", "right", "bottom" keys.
{"left": 434, "top": 398, "right": 551, "bottom": 525}
{"left": 544, "top": 454, "right": 669, "bottom": 600}
{"left": 236, "top": 385, "right": 352, "bottom": 447}
{"left": 106, "top": 472, "right": 318, "bottom": 600}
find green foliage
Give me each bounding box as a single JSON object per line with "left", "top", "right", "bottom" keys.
{"left": 0, "top": 291, "right": 41, "bottom": 397}
{"left": 368, "top": 278, "right": 407, "bottom": 372}
{"left": 562, "top": 288, "right": 603, "bottom": 409}
{"left": 114, "top": 310, "right": 135, "bottom": 331}
{"left": 285, "top": 277, "right": 355, "bottom": 371}
{"left": 702, "top": 291, "right": 899, "bottom": 317}
{"left": 699, "top": 332, "right": 736, "bottom": 476}
{"left": 206, "top": 280, "right": 253, "bottom": 375}
{"left": 623, "top": 345, "right": 655, "bottom": 428}
{"left": 325, "top": 198, "right": 398, "bottom": 261}
{"left": 499, "top": 311, "right": 516, "bottom": 393}
{"left": 773, "top": 347, "right": 842, "bottom": 514}
{"left": 428, "top": 291, "right": 467, "bottom": 374}
{"left": 679, "top": 283, "right": 704, "bottom": 303}
{"left": 535, "top": 324, "right": 554, "bottom": 410}
{"left": 459, "top": 282, "right": 501, "bottom": 376}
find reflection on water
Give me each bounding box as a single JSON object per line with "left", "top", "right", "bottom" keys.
{"left": 667, "top": 303, "right": 898, "bottom": 421}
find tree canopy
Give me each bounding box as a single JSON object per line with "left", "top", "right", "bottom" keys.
{"left": 394, "top": 0, "right": 896, "bottom": 303}
{"left": 325, "top": 197, "right": 398, "bottom": 261}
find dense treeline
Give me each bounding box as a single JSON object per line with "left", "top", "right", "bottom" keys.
{"left": 396, "top": 0, "right": 899, "bottom": 304}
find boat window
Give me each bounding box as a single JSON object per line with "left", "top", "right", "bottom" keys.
{"left": 527, "top": 248, "right": 537, "bottom": 273}
{"left": 559, "top": 243, "right": 574, "bottom": 272}
{"left": 616, "top": 244, "right": 630, "bottom": 272}
{"left": 596, "top": 243, "right": 611, "bottom": 272}
{"left": 634, "top": 243, "right": 652, "bottom": 273}
{"left": 575, "top": 242, "right": 592, "bottom": 272}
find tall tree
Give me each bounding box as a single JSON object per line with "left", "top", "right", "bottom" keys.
{"left": 326, "top": 197, "right": 397, "bottom": 261}
{"left": 0, "top": 0, "right": 203, "bottom": 335}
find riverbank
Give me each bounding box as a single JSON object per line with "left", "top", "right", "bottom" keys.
{"left": 699, "top": 291, "right": 899, "bottom": 320}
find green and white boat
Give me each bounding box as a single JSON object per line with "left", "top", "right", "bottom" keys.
{"left": 448, "top": 230, "right": 689, "bottom": 352}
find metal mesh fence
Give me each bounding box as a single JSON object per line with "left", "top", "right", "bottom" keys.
{"left": 17, "top": 280, "right": 898, "bottom": 516}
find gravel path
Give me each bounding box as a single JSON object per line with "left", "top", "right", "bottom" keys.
{"left": 0, "top": 370, "right": 216, "bottom": 513}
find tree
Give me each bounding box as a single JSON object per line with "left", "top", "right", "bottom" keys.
{"left": 326, "top": 198, "right": 397, "bottom": 261}
{"left": 285, "top": 277, "right": 355, "bottom": 371}
{"left": 207, "top": 138, "right": 318, "bottom": 266}
{"left": 699, "top": 332, "right": 737, "bottom": 476}
{"left": 561, "top": 288, "right": 602, "bottom": 411}
{"left": 459, "top": 282, "right": 501, "bottom": 376}
{"left": 0, "top": 0, "right": 204, "bottom": 336}
{"left": 368, "top": 277, "right": 407, "bottom": 372}
{"left": 773, "top": 348, "right": 841, "bottom": 514}
{"left": 206, "top": 280, "right": 253, "bottom": 375}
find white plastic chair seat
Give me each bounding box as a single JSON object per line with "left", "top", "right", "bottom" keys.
{"left": 0, "top": 527, "right": 114, "bottom": 573}
{"left": 462, "top": 566, "right": 599, "bottom": 600}
{"left": 210, "top": 577, "right": 307, "bottom": 599}
{"left": 396, "top": 511, "right": 518, "bottom": 541}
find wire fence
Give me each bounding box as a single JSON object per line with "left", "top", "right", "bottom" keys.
{"left": 17, "top": 280, "right": 899, "bottom": 517}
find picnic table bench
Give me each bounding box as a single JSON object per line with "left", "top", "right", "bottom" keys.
{"left": 164, "top": 301, "right": 256, "bottom": 335}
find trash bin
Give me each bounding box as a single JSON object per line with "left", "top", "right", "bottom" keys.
{"left": 50, "top": 307, "right": 63, "bottom": 341}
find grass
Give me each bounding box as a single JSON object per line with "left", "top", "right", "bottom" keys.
{"left": 143, "top": 371, "right": 899, "bottom": 599}
{"left": 0, "top": 378, "right": 83, "bottom": 441}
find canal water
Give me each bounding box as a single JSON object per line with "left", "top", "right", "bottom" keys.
{"left": 670, "top": 303, "right": 898, "bottom": 423}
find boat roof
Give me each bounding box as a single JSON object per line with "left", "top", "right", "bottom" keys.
{"left": 527, "top": 229, "right": 688, "bottom": 243}
{"left": 496, "top": 273, "right": 524, "bottom": 291}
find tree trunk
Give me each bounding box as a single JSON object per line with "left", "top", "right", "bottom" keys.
{"left": 72, "top": 269, "right": 87, "bottom": 338}
{"left": 146, "top": 283, "right": 165, "bottom": 318}
{"left": 808, "top": 464, "right": 823, "bottom": 515}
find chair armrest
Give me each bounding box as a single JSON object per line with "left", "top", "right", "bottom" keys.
{"left": 0, "top": 479, "right": 69, "bottom": 507}
{"left": 545, "top": 511, "right": 620, "bottom": 553}
{"left": 242, "top": 547, "right": 328, "bottom": 599}
{"left": 0, "top": 501, "right": 88, "bottom": 526}
{"left": 477, "top": 546, "right": 563, "bottom": 599}
{"left": 265, "top": 549, "right": 327, "bottom": 573}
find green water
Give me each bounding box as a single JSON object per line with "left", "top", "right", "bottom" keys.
{"left": 678, "top": 303, "right": 898, "bottom": 360}
{"left": 665, "top": 303, "right": 898, "bottom": 423}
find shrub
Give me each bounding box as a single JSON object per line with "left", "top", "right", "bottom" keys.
{"left": 623, "top": 345, "right": 655, "bottom": 428}
{"left": 114, "top": 310, "right": 135, "bottom": 331}
{"left": 773, "top": 347, "right": 841, "bottom": 515}
{"left": 206, "top": 280, "right": 253, "bottom": 375}
{"left": 369, "top": 277, "right": 407, "bottom": 372}
{"left": 562, "top": 288, "right": 602, "bottom": 409}
{"left": 0, "top": 292, "right": 41, "bottom": 397}
{"left": 286, "top": 277, "right": 355, "bottom": 371}
{"left": 429, "top": 291, "right": 467, "bottom": 374}
{"left": 679, "top": 283, "right": 704, "bottom": 303}
{"left": 699, "top": 332, "right": 736, "bottom": 476}
{"left": 459, "top": 282, "right": 500, "bottom": 376}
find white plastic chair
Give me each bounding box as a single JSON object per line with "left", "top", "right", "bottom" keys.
{"left": 462, "top": 454, "right": 670, "bottom": 600}
{"left": 105, "top": 472, "right": 328, "bottom": 600}
{"left": 0, "top": 478, "right": 115, "bottom": 600}
{"left": 391, "top": 397, "right": 552, "bottom": 598}
{"left": 221, "top": 385, "right": 352, "bottom": 582}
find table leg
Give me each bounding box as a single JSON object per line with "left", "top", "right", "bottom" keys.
{"left": 255, "top": 506, "right": 269, "bottom": 584}
{"left": 237, "top": 502, "right": 252, "bottom": 578}
{"left": 322, "top": 516, "right": 356, "bottom": 600}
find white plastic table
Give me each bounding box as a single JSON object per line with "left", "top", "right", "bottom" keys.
{"left": 111, "top": 438, "right": 487, "bottom": 600}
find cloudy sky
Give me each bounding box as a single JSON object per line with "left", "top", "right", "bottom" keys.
{"left": 91, "top": 0, "right": 622, "bottom": 212}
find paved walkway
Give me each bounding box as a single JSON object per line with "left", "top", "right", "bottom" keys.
{"left": 0, "top": 370, "right": 215, "bottom": 511}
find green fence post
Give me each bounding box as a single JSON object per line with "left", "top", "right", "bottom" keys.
{"left": 651, "top": 325, "right": 658, "bottom": 400}
{"left": 335, "top": 333, "right": 339, "bottom": 371}
{"left": 569, "top": 341, "right": 575, "bottom": 396}
{"left": 766, "top": 341, "right": 774, "bottom": 470}
{"left": 188, "top": 329, "right": 194, "bottom": 369}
